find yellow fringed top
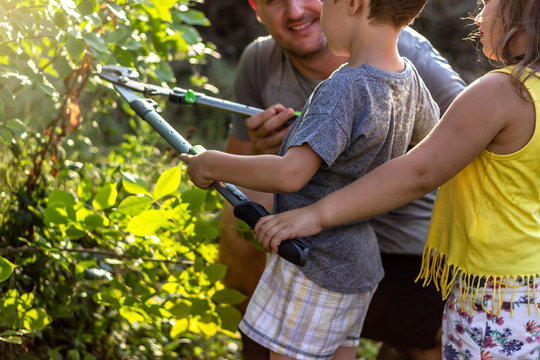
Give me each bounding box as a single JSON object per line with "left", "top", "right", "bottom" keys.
{"left": 417, "top": 67, "right": 540, "bottom": 316}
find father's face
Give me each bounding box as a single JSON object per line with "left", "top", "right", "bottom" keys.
{"left": 250, "top": 0, "right": 328, "bottom": 57}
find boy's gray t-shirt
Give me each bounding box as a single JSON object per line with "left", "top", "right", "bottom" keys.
{"left": 230, "top": 28, "right": 465, "bottom": 256}
{"left": 275, "top": 61, "right": 439, "bottom": 293}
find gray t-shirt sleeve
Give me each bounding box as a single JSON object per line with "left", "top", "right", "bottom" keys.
{"left": 229, "top": 41, "right": 264, "bottom": 141}
{"left": 398, "top": 27, "right": 466, "bottom": 115}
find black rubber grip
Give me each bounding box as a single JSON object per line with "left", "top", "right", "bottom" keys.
{"left": 233, "top": 201, "right": 310, "bottom": 266}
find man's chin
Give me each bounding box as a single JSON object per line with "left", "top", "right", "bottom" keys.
{"left": 284, "top": 37, "right": 329, "bottom": 58}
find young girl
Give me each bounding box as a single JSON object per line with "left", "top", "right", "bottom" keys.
{"left": 255, "top": 0, "right": 540, "bottom": 358}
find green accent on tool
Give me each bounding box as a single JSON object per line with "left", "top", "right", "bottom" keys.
{"left": 184, "top": 89, "right": 197, "bottom": 104}
{"left": 191, "top": 144, "right": 206, "bottom": 154}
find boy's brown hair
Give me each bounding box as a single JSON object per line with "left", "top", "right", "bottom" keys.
{"left": 368, "top": 0, "right": 428, "bottom": 28}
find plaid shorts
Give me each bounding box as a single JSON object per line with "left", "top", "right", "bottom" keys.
{"left": 239, "top": 254, "right": 376, "bottom": 360}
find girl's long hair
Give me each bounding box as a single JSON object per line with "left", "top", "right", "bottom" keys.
{"left": 493, "top": 0, "right": 540, "bottom": 92}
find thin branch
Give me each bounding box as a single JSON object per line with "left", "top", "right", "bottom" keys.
{"left": 0, "top": 246, "right": 193, "bottom": 265}
{"left": 0, "top": 35, "right": 55, "bottom": 47}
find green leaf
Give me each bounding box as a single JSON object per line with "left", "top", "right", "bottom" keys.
{"left": 37, "top": 83, "right": 58, "bottom": 98}
{"left": 65, "top": 225, "right": 86, "bottom": 240}
{"left": 92, "top": 183, "right": 118, "bottom": 210}
{"left": 196, "top": 315, "right": 218, "bottom": 337}
{"left": 4, "top": 119, "right": 26, "bottom": 137}
{"left": 66, "top": 34, "right": 85, "bottom": 61}
{"left": 122, "top": 172, "right": 150, "bottom": 195}
{"left": 0, "top": 128, "right": 11, "bottom": 145}
{"left": 126, "top": 209, "right": 169, "bottom": 236}
{"left": 190, "top": 298, "right": 211, "bottom": 316}
{"left": 83, "top": 214, "right": 108, "bottom": 230}
{"left": 48, "top": 189, "right": 76, "bottom": 206}
{"left": 194, "top": 220, "right": 219, "bottom": 241}
{"left": 76, "top": 0, "right": 98, "bottom": 17}
{"left": 0, "top": 335, "right": 23, "bottom": 344}
{"left": 82, "top": 33, "right": 109, "bottom": 54}
{"left": 107, "top": 3, "right": 127, "bottom": 20}
{"left": 151, "top": 0, "right": 176, "bottom": 22}
{"left": 215, "top": 305, "right": 242, "bottom": 333}
{"left": 0, "top": 257, "right": 16, "bottom": 283}
{"left": 180, "top": 188, "right": 206, "bottom": 211}
{"left": 204, "top": 263, "right": 227, "bottom": 283}
{"left": 22, "top": 307, "right": 50, "bottom": 331}
{"left": 178, "top": 9, "right": 209, "bottom": 26}
{"left": 116, "top": 195, "right": 153, "bottom": 216}
{"left": 153, "top": 165, "right": 181, "bottom": 200}
{"left": 169, "top": 300, "right": 191, "bottom": 319}
{"left": 211, "top": 289, "right": 247, "bottom": 305}
{"left": 170, "top": 318, "right": 188, "bottom": 338}
{"left": 119, "top": 307, "right": 148, "bottom": 324}
{"left": 44, "top": 205, "right": 75, "bottom": 225}
{"left": 77, "top": 178, "right": 93, "bottom": 202}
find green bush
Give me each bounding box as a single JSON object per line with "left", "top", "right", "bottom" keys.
{"left": 0, "top": 0, "right": 244, "bottom": 358}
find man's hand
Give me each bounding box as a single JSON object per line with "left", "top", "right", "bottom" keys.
{"left": 254, "top": 205, "right": 324, "bottom": 253}
{"left": 246, "top": 104, "right": 295, "bottom": 155}
{"left": 179, "top": 151, "right": 219, "bottom": 190}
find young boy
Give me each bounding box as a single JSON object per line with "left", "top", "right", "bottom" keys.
{"left": 180, "top": 0, "right": 437, "bottom": 358}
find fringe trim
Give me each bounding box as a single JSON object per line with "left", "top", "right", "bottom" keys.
{"left": 415, "top": 247, "right": 540, "bottom": 317}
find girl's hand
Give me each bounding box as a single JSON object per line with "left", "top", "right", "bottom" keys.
{"left": 254, "top": 205, "right": 324, "bottom": 253}
{"left": 179, "top": 151, "right": 217, "bottom": 190}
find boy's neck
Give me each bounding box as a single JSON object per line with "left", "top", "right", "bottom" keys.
{"left": 348, "top": 24, "right": 404, "bottom": 72}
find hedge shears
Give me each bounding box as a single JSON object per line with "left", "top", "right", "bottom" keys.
{"left": 97, "top": 65, "right": 309, "bottom": 266}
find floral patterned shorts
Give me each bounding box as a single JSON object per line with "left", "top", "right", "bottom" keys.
{"left": 442, "top": 278, "right": 540, "bottom": 359}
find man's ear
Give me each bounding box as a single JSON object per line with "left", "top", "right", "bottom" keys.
{"left": 249, "top": 0, "right": 263, "bottom": 24}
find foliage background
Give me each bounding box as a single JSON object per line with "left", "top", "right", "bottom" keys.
{"left": 0, "top": 0, "right": 495, "bottom": 359}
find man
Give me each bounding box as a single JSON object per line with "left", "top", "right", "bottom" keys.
{"left": 219, "top": 0, "right": 466, "bottom": 359}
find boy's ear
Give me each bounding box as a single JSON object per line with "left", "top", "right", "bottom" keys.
{"left": 249, "top": 0, "right": 263, "bottom": 24}
{"left": 347, "top": 0, "right": 364, "bottom": 16}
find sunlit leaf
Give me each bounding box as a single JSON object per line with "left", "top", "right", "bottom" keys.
{"left": 92, "top": 183, "right": 118, "bottom": 210}
{"left": 48, "top": 190, "right": 76, "bottom": 206}
{"left": 126, "top": 209, "right": 169, "bottom": 236}
{"left": 77, "top": 178, "right": 93, "bottom": 202}
{"left": 153, "top": 165, "right": 181, "bottom": 200}
{"left": 122, "top": 172, "right": 150, "bottom": 195}
{"left": 107, "top": 3, "right": 127, "bottom": 20}
{"left": 22, "top": 308, "right": 50, "bottom": 331}
{"left": 116, "top": 195, "right": 153, "bottom": 216}
{"left": 170, "top": 318, "right": 189, "bottom": 338}
{"left": 119, "top": 307, "right": 147, "bottom": 324}
{"left": 0, "top": 257, "right": 17, "bottom": 283}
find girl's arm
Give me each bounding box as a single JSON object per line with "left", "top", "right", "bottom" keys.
{"left": 255, "top": 72, "right": 532, "bottom": 252}
{"left": 179, "top": 143, "right": 323, "bottom": 194}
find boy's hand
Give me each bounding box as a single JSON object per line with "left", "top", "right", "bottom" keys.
{"left": 179, "top": 151, "right": 217, "bottom": 190}
{"left": 246, "top": 104, "right": 294, "bottom": 155}
{"left": 254, "top": 206, "right": 324, "bottom": 253}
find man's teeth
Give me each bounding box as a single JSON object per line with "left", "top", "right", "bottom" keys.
{"left": 291, "top": 22, "right": 311, "bottom": 31}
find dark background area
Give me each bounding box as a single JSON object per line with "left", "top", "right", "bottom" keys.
{"left": 195, "top": 0, "right": 490, "bottom": 83}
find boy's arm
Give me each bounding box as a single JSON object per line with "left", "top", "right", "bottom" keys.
{"left": 179, "top": 143, "right": 322, "bottom": 193}
{"left": 255, "top": 73, "right": 516, "bottom": 251}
